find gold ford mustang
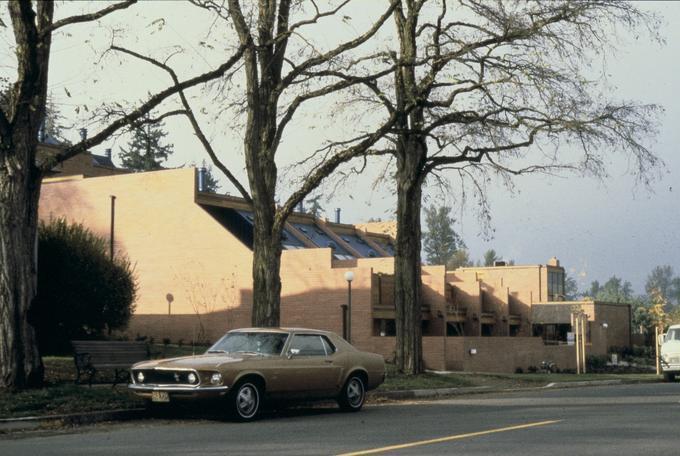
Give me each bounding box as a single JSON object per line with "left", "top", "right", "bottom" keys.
{"left": 128, "top": 328, "right": 385, "bottom": 420}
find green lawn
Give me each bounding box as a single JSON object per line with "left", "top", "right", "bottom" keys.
{"left": 378, "top": 365, "right": 660, "bottom": 392}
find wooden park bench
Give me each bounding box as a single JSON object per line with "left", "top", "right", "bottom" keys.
{"left": 71, "top": 340, "right": 149, "bottom": 386}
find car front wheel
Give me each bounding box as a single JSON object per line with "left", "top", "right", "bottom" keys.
{"left": 663, "top": 372, "right": 676, "bottom": 382}
{"left": 231, "top": 381, "right": 261, "bottom": 421}
{"left": 338, "top": 375, "right": 366, "bottom": 412}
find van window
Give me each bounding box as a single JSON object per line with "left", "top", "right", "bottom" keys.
{"left": 667, "top": 329, "right": 680, "bottom": 341}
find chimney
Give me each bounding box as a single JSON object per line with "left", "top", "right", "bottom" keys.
{"left": 547, "top": 257, "right": 560, "bottom": 267}
{"left": 79, "top": 128, "right": 87, "bottom": 141}
{"left": 335, "top": 208, "right": 341, "bottom": 224}
{"left": 197, "top": 167, "right": 207, "bottom": 192}
{"left": 104, "top": 148, "right": 112, "bottom": 159}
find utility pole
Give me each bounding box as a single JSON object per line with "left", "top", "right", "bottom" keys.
{"left": 572, "top": 310, "right": 588, "bottom": 374}
{"left": 655, "top": 325, "right": 662, "bottom": 376}
{"left": 581, "top": 312, "right": 587, "bottom": 374}
{"left": 572, "top": 312, "right": 581, "bottom": 374}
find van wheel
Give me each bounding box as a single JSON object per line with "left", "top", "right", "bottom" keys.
{"left": 337, "top": 375, "right": 366, "bottom": 412}
{"left": 663, "top": 372, "right": 676, "bottom": 382}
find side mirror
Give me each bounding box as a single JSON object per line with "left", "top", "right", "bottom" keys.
{"left": 287, "top": 348, "right": 300, "bottom": 359}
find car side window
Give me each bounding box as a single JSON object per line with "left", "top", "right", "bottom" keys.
{"left": 320, "top": 336, "right": 336, "bottom": 355}
{"left": 289, "top": 335, "right": 326, "bottom": 356}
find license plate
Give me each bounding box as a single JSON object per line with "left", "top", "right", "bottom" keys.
{"left": 151, "top": 391, "right": 170, "bottom": 403}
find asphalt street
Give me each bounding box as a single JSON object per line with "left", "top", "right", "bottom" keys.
{"left": 1, "top": 382, "right": 679, "bottom": 455}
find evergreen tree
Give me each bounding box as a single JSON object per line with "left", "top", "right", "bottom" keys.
{"left": 587, "top": 276, "right": 634, "bottom": 302}
{"left": 447, "top": 249, "right": 472, "bottom": 270}
{"left": 120, "top": 114, "right": 174, "bottom": 171}
{"left": 483, "top": 249, "right": 500, "bottom": 267}
{"left": 306, "top": 194, "right": 324, "bottom": 218}
{"left": 200, "top": 161, "right": 221, "bottom": 193}
{"left": 33, "top": 218, "right": 137, "bottom": 354}
{"left": 423, "top": 205, "right": 465, "bottom": 266}
{"left": 646, "top": 265, "right": 680, "bottom": 307}
{"left": 43, "top": 96, "right": 69, "bottom": 143}
{"left": 564, "top": 275, "right": 580, "bottom": 300}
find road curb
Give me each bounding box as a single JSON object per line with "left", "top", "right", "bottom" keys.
{"left": 369, "top": 385, "right": 492, "bottom": 400}
{"left": 544, "top": 379, "right": 623, "bottom": 388}
{"left": 371, "top": 378, "right": 660, "bottom": 401}
{"left": 0, "top": 408, "right": 145, "bottom": 433}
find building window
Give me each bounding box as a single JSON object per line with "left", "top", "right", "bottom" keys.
{"left": 509, "top": 325, "right": 521, "bottom": 337}
{"left": 373, "top": 319, "right": 396, "bottom": 337}
{"left": 547, "top": 270, "right": 565, "bottom": 301}
{"left": 481, "top": 324, "right": 494, "bottom": 337}
{"left": 532, "top": 323, "right": 571, "bottom": 344}
{"left": 447, "top": 322, "right": 464, "bottom": 337}
{"left": 421, "top": 320, "right": 431, "bottom": 336}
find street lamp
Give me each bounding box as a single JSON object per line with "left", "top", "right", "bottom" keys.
{"left": 344, "top": 271, "right": 354, "bottom": 344}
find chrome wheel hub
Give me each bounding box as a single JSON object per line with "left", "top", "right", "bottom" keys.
{"left": 236, "top": 384, "right": 258, "bottom": 417}
{"left": 347, "top": 379, "right": 364, "bottom": 407}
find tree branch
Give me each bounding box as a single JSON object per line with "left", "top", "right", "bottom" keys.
{"left": 278, "top": 0, "right": 398, "bottom": 91}
{"left": 42, "top": 44, "right": 245, "bottom": 171}
{"left": 276, "top": 110, "right": 400, "bottom": 228}
{"left": 275, "top": 66, "right": 395, "bottom": 147}
{"left": 107, "top": 45, "right": 252, "bottom": 203}
{"left": 40, "top": 0, "right": 137, "bottom": 39}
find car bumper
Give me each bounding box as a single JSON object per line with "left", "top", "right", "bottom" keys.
{"left": 128, "top": 383, "right": 230, "bottom": 399}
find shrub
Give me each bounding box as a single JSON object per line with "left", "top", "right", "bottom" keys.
{"left": 586, "top": 355, "right": 608, "bottom": 372}
{"left": 30, "top": 218, "right": 137, "bottom": 354}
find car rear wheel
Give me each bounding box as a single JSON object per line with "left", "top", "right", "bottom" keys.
{"left": 337, "top": 375, "right": 366, "bottom": 412}
{"left": 230, "top": 381, "right": 261, "bottom": 421}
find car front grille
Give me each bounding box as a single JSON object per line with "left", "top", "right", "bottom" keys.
{"left": 133, "top": 369, "right": 199, "bottom": 386}
{"left": 669, "top": 356, "right": 680, "bottom": 365}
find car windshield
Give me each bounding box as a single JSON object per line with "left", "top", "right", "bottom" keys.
{"left": 667, "top": 329, "right": 680, "bottom": 341}
{"left": 207, "top": 332, "right": 288, "bottom": 356}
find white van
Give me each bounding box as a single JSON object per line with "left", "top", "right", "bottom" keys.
{"left": 661, "top": 324, "right": 680, "bottom": 382}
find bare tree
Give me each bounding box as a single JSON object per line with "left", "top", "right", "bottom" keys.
{"left": 355, "top": 0, "right": 661, "bottom": 374}
{"left": 0, "top": 0, "right": 244, "bottom": 389}
{"left": 168, "top": 0, "right": 403, "bottom": 327}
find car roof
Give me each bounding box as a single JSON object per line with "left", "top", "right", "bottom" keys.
{"left": 229, "top": 327, "right": 334, "bottom": 335}
{"left": 669, "top": 324, "right": 680, "bottom": 330}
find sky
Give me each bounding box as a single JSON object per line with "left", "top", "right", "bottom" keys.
{"left": 2, "top": 1, "right": 678, "bottom": 295}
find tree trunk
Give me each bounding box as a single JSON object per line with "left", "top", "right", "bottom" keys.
{"left": 0, "top": 145, "right": 44, "bottom": 389}
{"left": 250, "top": 209, "right": 282, "bottom": 327}
{"left": 393, "top": 141, "right": 426, "bottom": 374}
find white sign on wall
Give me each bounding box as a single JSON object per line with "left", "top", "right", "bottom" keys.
{"left": 567, "top": 332, "right": 575, "bottom": 346}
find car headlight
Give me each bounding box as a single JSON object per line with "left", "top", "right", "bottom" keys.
{"left": 187, "top": 372, "right": 198, "bottom": 384}
{"left": 210, "top": 373, "right": 223, "bottom": 385}
{"left": 136, "top": 371, "right": 145, "bottom": 383}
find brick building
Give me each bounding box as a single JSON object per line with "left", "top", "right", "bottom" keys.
{"left": 38, "top": 165, "right": 631, "bottom": 373}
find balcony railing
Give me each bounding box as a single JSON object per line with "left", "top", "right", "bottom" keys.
{"left": 372, "top": 303, "right": 431, "bottom": 319}
{"left": 446, "top": 305, "right": 467, "bottom": 322}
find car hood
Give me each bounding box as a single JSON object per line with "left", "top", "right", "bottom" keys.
{"left": 133, "top": 354, "right": 253, "bottom": 370}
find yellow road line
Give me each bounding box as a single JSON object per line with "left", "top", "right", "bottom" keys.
{"left": 336, "top": 420, "right": 562, "bottom": 456}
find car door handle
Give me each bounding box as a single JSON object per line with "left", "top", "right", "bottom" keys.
{"left": 324, "top": 359, "right": 334, "bottom": 364}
